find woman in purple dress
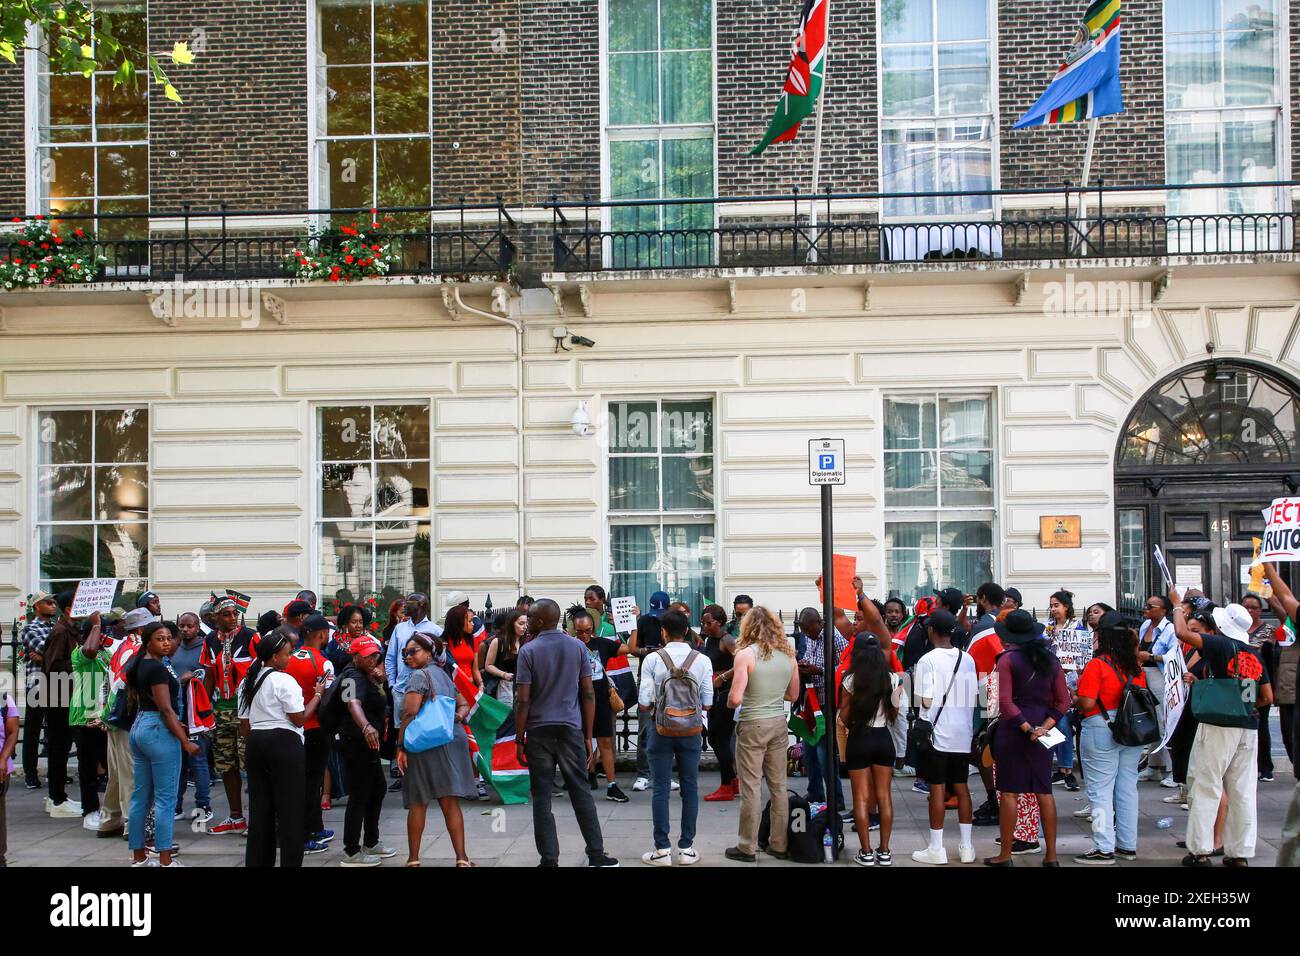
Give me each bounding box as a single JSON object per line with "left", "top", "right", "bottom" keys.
{"left": 986, "top": 610, "right": 1070, "bottom": 867}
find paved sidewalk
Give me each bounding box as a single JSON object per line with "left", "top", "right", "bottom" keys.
{"left": 6, "top": 759, "right": 1293, "bottom": 868}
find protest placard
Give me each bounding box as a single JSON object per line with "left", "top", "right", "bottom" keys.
{"left": 1261, "top": 497, "right": 1300, "bottom": 562}
{"left": 1153, "top": 546, "right": 1174, "bottom": 590}
{"left": 611, "top": 596, "right": 637, "bottom": 634}
{"left": 70, "top": 578, "right": 118, "bottom": 618}
{"left": 1054, "top": 626, "right": 1094, "bottom": 672}
{"left": 816, "top": 554, "right": 858, "bottom": 612}
{"left": 1151, "top": 650, "right": 1188, "bottom": 756}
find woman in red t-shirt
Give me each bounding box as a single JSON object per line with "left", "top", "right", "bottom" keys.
{"left": 1073, "top": 612, "right": 1147, "bottom": 865}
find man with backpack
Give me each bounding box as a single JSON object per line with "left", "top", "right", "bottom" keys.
{"left": 636, "top": 609, "right": 713, "bottom": 866}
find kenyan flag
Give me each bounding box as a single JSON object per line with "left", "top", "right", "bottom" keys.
{"left": 751, "top": 0, "right": 829, "bottom": 155}
{"left": 788, "top": 686, "right": 825, "bottom": 745}
{"left": 450, "top": 663, "right": 529, "bottom": 804}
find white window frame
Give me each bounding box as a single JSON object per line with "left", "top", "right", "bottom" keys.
{"left": 603, "top": 395, "right": 718, "bottom": 615}
{"left": 307, "top": 0, "right": 435, "bottom": 221}
{"left": 25, "top": 4, "right": 150, "bottom": 221}
{"left": 879, "top": 389, "right": 997, "bottom": 602}
{"left": 876, "top": 0, "right": 1001, "bottom": 222}
{"left": 1162, "top": 0, "right": 1292, "bottom": 214}
{"left": 31, "top": 404, "right": 152, "bottom": 596}
{"left": 310, "top": 400, "right": 434, "bottom": 605}
{"left": 598, "top": 0, "right": 719, "bottom": 239}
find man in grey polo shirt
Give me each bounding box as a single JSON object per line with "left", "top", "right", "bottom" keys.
{"left": 515, "top": 599, "right": 617, "bottom": 868}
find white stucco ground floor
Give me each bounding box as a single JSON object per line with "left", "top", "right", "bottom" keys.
{"left": 2, "top": 255, "right": 1298, "bottom": 627}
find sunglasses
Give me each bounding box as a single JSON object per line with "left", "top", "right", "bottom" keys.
{"left": 1145, "top": 604, "right": 1164, "bottom": 610}
{"left": 402, "top": 647, "right": 423, "bottom": 659}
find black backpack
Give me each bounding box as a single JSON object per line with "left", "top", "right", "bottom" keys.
{"left": 757, "top": 790, "right": 841, "bottom": 863}
{"left": 1097, "top": 658, "right": 1161, "bottom": 747}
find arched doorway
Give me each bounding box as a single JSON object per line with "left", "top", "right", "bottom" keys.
{"left": 1114, "top": 360, "right": 1300, "bottom": 616}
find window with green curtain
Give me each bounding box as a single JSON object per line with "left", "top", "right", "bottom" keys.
{"left": 608, "top": 398, "right": 716, "bottom": 618}
{"left": 883, "top": 392, "right": 995, "bottom": 604}
{"left": 605, "top": 0, "right": 715, "bottom": 268}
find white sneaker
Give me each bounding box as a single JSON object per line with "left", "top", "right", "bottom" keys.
{"left": 82, "top": 810, "right": 104, "bottom": 831}
{"left": 641, "top": 848, "right": 673, "bottom": 867}
{"left": 632, "top": 777, "right": 649, "bottom": 792}
{"left": 1159, "top": 774, "right": 1178, "bottom": 788}
{"left": 48, "top": 800, "right": 82, "bottom": 819}
{"left": 364, "top": 843, "right": 397, "bottom": 859}
{"left": 1073, "top": 806, "right": 1094, "bottom": 818}
{"left": 130, "top": 858, "right": 159, "bottom": 868}
{"left": 958, "top": 844, "right": 976, "bottom": 864}
{"left": 1162, "top": 788, "right": 1186, "bottom": 804}
{"left": 160, "top": 859, "right": 185, "bottom": 868}
{"left": 1136, "top": 768, "right": 1157, "bottom": 782}
{"left": 341, "top": 851, "right": 382, "bottom": 867}
{"left": 897, "top": 765, "right": 916, "bottom": 777}
{"left": 676, "top": 845, "right": 700, "bottom": 866}
{"left": 670, "top": 779, "right": 680, "bottom": 791}
{"left": 911, "top": 846, "right": 948, "bottom": 865}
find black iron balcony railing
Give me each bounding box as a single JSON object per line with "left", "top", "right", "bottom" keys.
{"left": 546, "top": 179, "right": 1299, "bottom": 273}
{"left": 0, "top": 200, "right": 517, "bottom": 284}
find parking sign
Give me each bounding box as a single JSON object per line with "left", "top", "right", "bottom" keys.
{"left": 808, "top": 438, "right": 846, "bottom": 486}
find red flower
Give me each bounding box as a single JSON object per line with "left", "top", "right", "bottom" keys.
{"left": 9, "top": 217, "right": 18, "bottom": 223}
{"left": 12, "top": 258, "right": 20, "bottom": 265}
{"left": 73, "top": 228, "right": 84, "bottom": 238}
{"left": 329, "top": 273, "right": 340, "bottom": 282}
{"left": 53, "top": 236, "right": 63, "bottom": 245}
{"left": 40, "top": 243, "right": 49, "bottom": 250}
{"left": 33, "top": 215, "right": 44, "bottom": 220}
{"left": 371, "top": 244, "right": 381, "bottom": 252}
{"left": 344, "top": 254, "right": 355, "bottom": 264}
{"left": 340, "top": 224, "right": 358, "bottom": 236}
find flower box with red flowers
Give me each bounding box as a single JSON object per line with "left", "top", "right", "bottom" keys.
{"left": 283, "top": 215, "right": 402, "bottom": 282}
{"left": 0, "top": 217, "right": 106, "bottom": 290}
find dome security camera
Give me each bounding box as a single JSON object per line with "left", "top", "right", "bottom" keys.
{"left": 570, "top": 401, "right": 591, "bottom": 437}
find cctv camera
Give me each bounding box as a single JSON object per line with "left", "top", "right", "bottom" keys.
{"left": 569, "top": 333, "right": 596, "bottom": 348}
{"left": 571, "top": 401, "right": 591, "bottom": 437}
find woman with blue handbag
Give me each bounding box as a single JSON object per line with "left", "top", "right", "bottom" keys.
{"left": 396, "top": 633, "right": 477, "bottom": 867}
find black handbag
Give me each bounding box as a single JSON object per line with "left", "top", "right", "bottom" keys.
{"left": 906, "top": 651, "right": 963, "bottom": 763}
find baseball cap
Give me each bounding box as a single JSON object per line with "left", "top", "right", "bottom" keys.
{"left": 443, "top": 590, "right": 470, "bottom": 614}
{"left": 135, "top": 590, "right": 159, "bottom": 608}
{"left": 648, "top": 591, "right": 671, "bottom": 617}
{"left": 933, "top": 588, "right": 964, "bottom": 613}
{"left": 122, "top": 607, "right": 157, "bottom": 632}
{"left": 928, "top": 609, "right": 959, "bottom": 636}
{"left": 1004, "top": 587, "right": 1023, "bottom": 607}
{"left": 30, "top": 590, "right": 55, "bottom": 607}
{"left": 350, "top": 635, "right": 382, "bottom": 657}
{"left": 302, "top": 613, "right": 330, "bottom": 635}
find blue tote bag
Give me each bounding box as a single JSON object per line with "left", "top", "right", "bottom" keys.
{"left": 404, "top": 694, "right": 456, "bottom": 753}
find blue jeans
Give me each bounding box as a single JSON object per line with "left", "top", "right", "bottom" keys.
{"left": 802, "top": 732, "right": 844, "bottom": 807}
{"left": 177, "top": 733, "right": 212, "bottom": 811}
{"left": 646, "top": 725, "right": 702, "bottom": 850}
{"left": 129, "top": 712, "right": 182, "bottom": 852}
{"left": 1054, "top": 712, "right": 1075, "bottom": 772}
{"left": 1081, "top": 714, "right": 1142, "bottom": 854}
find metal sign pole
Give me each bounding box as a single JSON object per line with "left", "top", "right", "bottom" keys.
{"left": 820, "top": 481, "right": 839, "bottom": 860}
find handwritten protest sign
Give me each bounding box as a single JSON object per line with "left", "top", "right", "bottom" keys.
{"left": 1151, "top": 650, "right": 1188, "bottom": 756}
{"left": 70, "top": 578, "right": 118, "bottom": 618}
{"left": 1054, "top": 626, "right": 1094, "bottom": 672}
{"left": 1261, "top": 497, "right": 1300, "bottom": 562}
{"left": 611, "top": 596, "right": 637, "bottom": 634}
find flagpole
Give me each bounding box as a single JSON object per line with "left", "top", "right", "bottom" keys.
{"left": 806, "top": 22, "right": 828, "bottom": 263}
{"left": 1073, "top": 116, "right": 1099, "bottom": 253}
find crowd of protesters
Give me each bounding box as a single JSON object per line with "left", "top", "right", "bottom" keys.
{"left": 5, "top": 566, "right": 1295, "bottom": 868}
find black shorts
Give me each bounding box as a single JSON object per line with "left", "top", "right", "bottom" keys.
{"left": 844, "top": 727, "right": 895, "bottom": 770}
{"left": 920, "top": 750, "right": 970, "bottom": 788}
{"left": 592, "top": 680, "right": 614, "bottom": 738}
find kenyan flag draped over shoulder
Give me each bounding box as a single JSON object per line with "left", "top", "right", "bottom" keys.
{"left": 750, "top": 0, "right": 829, "bottom": 155}
{"left": 789, "top": 686, "right": 825, "bottom": 745}
{"left": 449, "top": 663, "right": 529, "bottom": 804}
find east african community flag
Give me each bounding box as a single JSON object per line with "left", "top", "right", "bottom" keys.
{"left": 751, "top": 0, "right": 828, "bottom": 154}
{"left": 1014, "top": 0, "right": 1122, "bottom": 128}
{"left": 789, "top": 686, "right": 825, "bottom": 745}
{"left": 450, "top": 663, "right": 529, "bottom": 804}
